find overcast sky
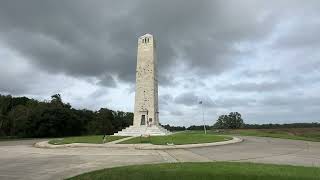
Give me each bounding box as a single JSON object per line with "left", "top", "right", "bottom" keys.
{"left": 0, "top": 0, "right": 320, "bottom": 126}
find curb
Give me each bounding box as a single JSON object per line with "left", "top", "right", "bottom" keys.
{"left": 34, "top": 137, "right": 243, "bottom": 149}
{"left": 135, "top": 137, "right": 243, "bottom": 150}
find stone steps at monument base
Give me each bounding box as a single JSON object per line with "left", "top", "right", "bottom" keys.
{"left": 113, "top": 125, "right": 171, "bottom": 136}
{"left": 118, "top": 129, "right": 171, "bottom": 134}
{"left": 119, "top": 128, "right": 170, "bottom": 133}
{"left": 114, "top": 131, "right": 169, "bottom": 136}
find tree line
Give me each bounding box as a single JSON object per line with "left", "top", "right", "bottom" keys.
{"left": 166, "top": 112, "right": 319, "bottom": 130}
{"left": 1, "top": 94, "right": 319, "bottom": 138}
{"left": 164, "top": 112, "right": 245, "bottom": 131}
{"left": 213, "top": 112, "right": 319, "bottom": 129}
{"left": 0, "top": 94, "right": 133, "bottom": 138}
{"left": 243, "top": 123, "right": 320, "bottom": 129}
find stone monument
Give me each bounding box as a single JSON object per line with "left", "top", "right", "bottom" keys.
{"left": 114, "top": 34, "right": 170, "bottom": 136}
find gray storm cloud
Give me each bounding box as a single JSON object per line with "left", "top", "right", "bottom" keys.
{"left": 0, "top": 0, "right": 286, "bottom": 84}
{"left": 0, "top": 0, "right": 320, "bottom": 125}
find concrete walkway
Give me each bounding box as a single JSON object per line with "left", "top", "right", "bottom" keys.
{"left": 105, "top": 136, "right": 135, "bottom": 144}
{"left": 35, "top": 137, "right": 243, "bottom": 150}
{"left": 0, "top": 136, "right": 320, "bottom": 180}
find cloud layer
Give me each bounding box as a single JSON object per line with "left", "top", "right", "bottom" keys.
{"left": 0, "top": 0, "right": 320, "bottom": 126}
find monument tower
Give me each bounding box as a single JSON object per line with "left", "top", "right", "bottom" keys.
{"left": 133, "top": 34, "right": 159, "bottom": 126}
{"left": 114, "top": 34, "right": 170, "bottom": 136}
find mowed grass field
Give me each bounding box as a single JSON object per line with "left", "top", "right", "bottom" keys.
{"left": 68, "top": 162, "right": 320, "bottom": 180}
{"left": 211, "top": 128, "right": 320, "bottom": 142}
{"left": 119, "top": 132, "right": 231, "bottom": 145}
{"left": 48, "top": 128, "right": 320, "bottom": 145}
{"left": 48, "top": 135, "right": 127, "bottom": 145}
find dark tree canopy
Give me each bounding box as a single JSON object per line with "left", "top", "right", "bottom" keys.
{"left": 162, "top": 124, "right": 186, "bottom": 131}
{"left": 0, "top": 94, "right": 133, "bottom": 138}
{"left": 1, "top": 94, "right": 319, "bottom": 138}
{"left": 214, "top": 112, "right": 244, "bottom": 129}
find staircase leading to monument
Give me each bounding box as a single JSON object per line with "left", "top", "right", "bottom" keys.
{"left": 113, "top": 125, "right": 171, "bottom": 136}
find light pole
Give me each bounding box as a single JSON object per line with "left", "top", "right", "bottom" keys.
{"left": 199, "top": 101, "right": 207, "bottom": 134}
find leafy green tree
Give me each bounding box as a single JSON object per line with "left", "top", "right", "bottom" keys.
{"left": 0, "top": 94, "right": 133, "bottom": 138}
{"left": 87, "top": 108, "right": 114, "bottom": 135}
{"left": 0, "top": 114, "right": 9, "bottom": 136}
{"left": 113, "top": 111, "right": 134, "bottom": 132}
{"left": 215, "top": 115, "right": 229, "bottom": 129}
{"left": 8, "top": 105, "right": 29, "bottom": 137}
{"left": 214, "top": 112, "right": 244, "bottom": 129}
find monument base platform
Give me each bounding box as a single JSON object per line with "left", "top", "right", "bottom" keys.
{"left": 113, "top": 125, "right": 171, "bottom": 136}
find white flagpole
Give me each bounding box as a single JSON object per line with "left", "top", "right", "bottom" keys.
{"left": 200, "top": 101, "right": 207, "bottom": 134}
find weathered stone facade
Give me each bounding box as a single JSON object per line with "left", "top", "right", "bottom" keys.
{"left": 113, "top": 34, "right": 170, "bottom": 136}
{"left": 133, "top": 34, "right": 159, "bottom": 126}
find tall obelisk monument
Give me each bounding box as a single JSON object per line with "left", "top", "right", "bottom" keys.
{"left": 133, "top": 34, "right": 159, "bottom": 126}
{"left": 113, "top": 34, "right": 170, "bottom": 136}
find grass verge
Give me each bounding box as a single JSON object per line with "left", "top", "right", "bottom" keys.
{"left": 119, "top": 132, "right": 231, "bottom": 145}
{"left": 48, "top": 135, "right": 127, "bottom": 145}
{"left": 210, "top": 128, "right": 320, "bottom": 142}
{"left": 67, "top": 162, "right": 320, "bottom": 180}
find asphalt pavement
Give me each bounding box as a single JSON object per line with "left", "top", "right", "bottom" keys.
{"left": 0, "top": 136, "right": 319, "bottom": 180}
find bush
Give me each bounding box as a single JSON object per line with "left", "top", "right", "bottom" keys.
{"left": 214, "top": 112, "right": 244, "bottom": 129}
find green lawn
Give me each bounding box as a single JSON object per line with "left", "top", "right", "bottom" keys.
{"left": 119, "top": 132, "right": 231, "bottom": 145}
{"left": 48, "top": 135, "right": 127, "bottom": 145}
{"left": 211, "top": 128, "right": 320, "bottom": 142}
{"left": 67, "top": 162, "right": 320, "bottom": 180}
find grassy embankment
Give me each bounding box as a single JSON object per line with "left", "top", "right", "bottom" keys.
{"left": 119, "top": 131, "right": 231, "bottom": 145}
{"left": 48, "top": 135, "right": 127, "bottom": 145}
{"left": 213, "top": 128, "right": 320, "bottom": 142}
{"left": 68, "top": 162, "right": 320, "bottom": 180}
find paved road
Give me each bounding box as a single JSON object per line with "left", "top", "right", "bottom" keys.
{"left": 0, "top": 137, "right": 319, "bottom": 180}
